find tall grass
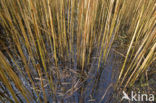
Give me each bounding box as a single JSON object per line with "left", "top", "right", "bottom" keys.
{"left": 117, "top": 0, "right": 156, "bottom": 89}
{"left": 0, "top": 0, "right": 155, "bottom": 102}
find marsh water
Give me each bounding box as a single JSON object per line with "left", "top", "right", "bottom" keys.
{"left": 18, "top": 50, "right": 120, "bottom": 103}
{"left": 0, "top": 23, "right": 121, "bottom": 102}
{"left": 0, "top": 41, "right": 122, "bottom": 103}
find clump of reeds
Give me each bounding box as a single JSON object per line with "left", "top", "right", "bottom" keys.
{"left": 0, "top": 0, "right": 155, "bottom": 102}
{"left": 117, "top": 0, "right": 156, "bottom": 89}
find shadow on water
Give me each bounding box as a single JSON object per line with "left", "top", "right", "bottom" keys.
{"left": 79, "top": 51, "right": 119, "bottom": 103}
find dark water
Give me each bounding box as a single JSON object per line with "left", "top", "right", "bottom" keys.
{"left": 0, "top": 37, "right": 121, "bottom": 103}
{"left": 45, "top": 51, "right": 120, "bottom": 103}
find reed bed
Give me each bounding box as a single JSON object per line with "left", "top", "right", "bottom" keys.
{"left": 0, "top": 0, "right": 155, "bottom": 102}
